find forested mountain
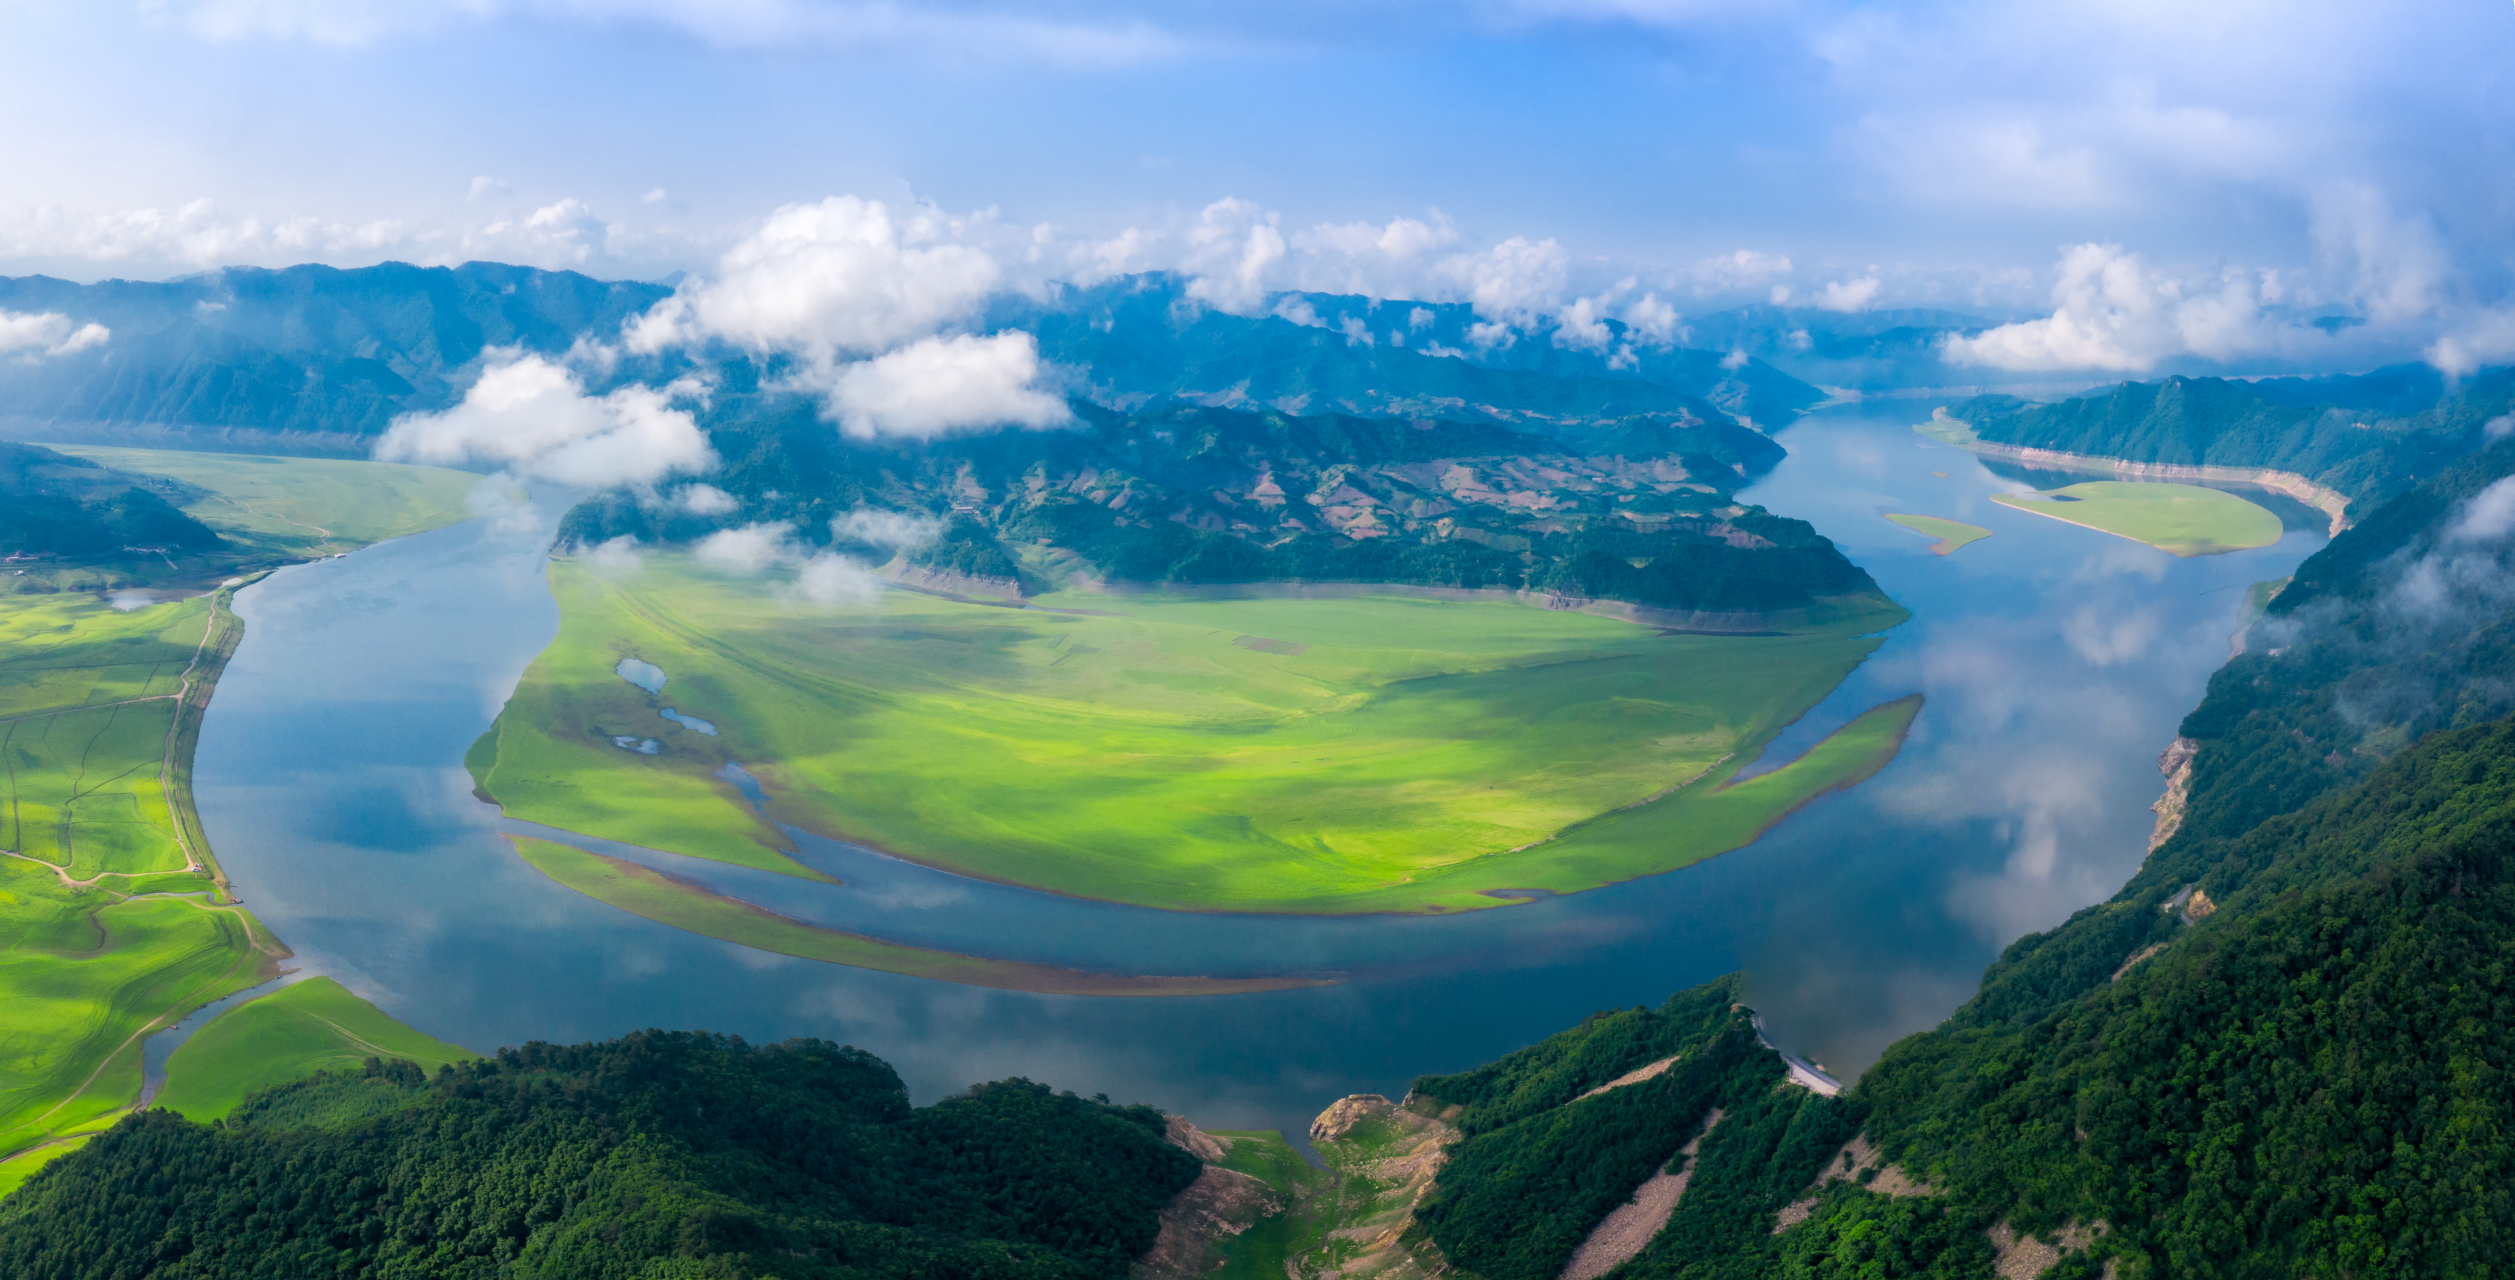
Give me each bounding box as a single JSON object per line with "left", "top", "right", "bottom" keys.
{"left": 561, "top": 396, "right": 1887, "bottom": 618}
{"left": 0, "top": 1032, "right": 1199, "bottom": 1279}
{"left": 1947, "top": 369, "right": 2515, "bottom": 506}
{"left": 0, "top": 441, "right": 222, "bottom": 559}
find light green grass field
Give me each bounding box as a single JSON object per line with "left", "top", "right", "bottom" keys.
{"left": 1990, "top": 481, "right": 2282, "bottom": 556}
{"left": 1884, "top": 512, "right": 1993, "bottom": 556}
{"left": 154, "top": 977, "right": 477, "bottom": 1121}
{"left": 48, "top": 445, "right": 483, "bottom": 559}
{"left": 510, "top": 837, "right": 1326, "bottom": 995}
{"left": 474, "top": 555, "right": 1910, "bottom": 915}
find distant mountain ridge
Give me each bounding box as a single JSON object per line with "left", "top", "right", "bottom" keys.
{"left": 1946, "top": 367, "right": 2515, "bottom": 507}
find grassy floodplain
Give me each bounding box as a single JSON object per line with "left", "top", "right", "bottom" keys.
{"left": 473, "top": 554, "right": 1913, "bottom": 915}
{"left": 1989, "top": 480, "right": 2283, "bottom": 556}
{"left": 1883, "top": 512, "right": 1992, "bottom": 556}
{"left": 511, "top": 837, "right": 1328, "bottom": 995}
{"left": 154, "top": 977, "right": 477, "bottom": 1121}
{"left": 0, "top": 451, "right": 481, "bottom": 1173}
{"left": 50, "top": 446, "right": 484, "bottom": 557}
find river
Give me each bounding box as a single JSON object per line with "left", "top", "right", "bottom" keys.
{"left": 190, "top": 407, "right": 2325, "bottom": 1141}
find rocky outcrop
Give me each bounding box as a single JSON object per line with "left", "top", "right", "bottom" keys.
{"left": 1292, "top": 1094, "right": 1461, "bottom": 1280}
{"left": 1773, "top": 1133, "right": 1937, "bottom": 1234}
{"left": 1132, "top": 1118, "right": 1279, "bottom": 1280}
{"left": 2149, "top": 737, "right": 2199, "bottom": 850}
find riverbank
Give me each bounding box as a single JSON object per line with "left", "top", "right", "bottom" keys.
{"left": 1917, "top": 417, "right": 2352, "bottom": 534}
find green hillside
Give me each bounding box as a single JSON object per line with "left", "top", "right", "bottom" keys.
{"left": 0, "top": 1032, "right": 1201, "bottom": 1279}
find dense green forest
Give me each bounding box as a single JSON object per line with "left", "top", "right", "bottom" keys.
{"left": 559, "top": 398, "right": 1882, "bottom": 616}
{"left": 0, "top": 441, "right": 222, "bottom": 560}
{"left": 1949, "top": 370, "right": 2515, "bottom": 505}
{"left": 0, "top": 1031, "right": 1199, "bottom": 1279}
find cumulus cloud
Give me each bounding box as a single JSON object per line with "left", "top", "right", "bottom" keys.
{"left": 1815, "top": 276, "right": 1881, "bottom": 312}
{"left": 1181, "top": 198, "right": 1287, "bottom": 315}
{"left": 820, "top": 332, "right": 1071, "bottom": 439}
{"left": 694, "top": 521, "right": 797, "bottom": 574}
{"left": 689, "top": 519, "right": 886, "bottom": 606}
{"left": 2449, "top": 476, "right": 2515, "bottom": 543}
{"left": 2425, "top": 310, "right": 2515, "bottom": 379}
{"left": 581, "top": 535, "right": 646, "bottom": 576}
{"left": 833, "top": 508, "right": 943, "bottom": 550}
{"left": 374, "top": 353, "right": 717, "bottom": 488}
{"left": 0, "top": 195, "right": 684, "bottom": 277}
{"left": 1942, "top": 243, "right": 2275, "bottom": 372}
{"left": 1287, "top": 213, "right": 1461, "bottom": 298}
{"left": 0, "top": 310, "right": 108, "bottom": 357}
{"left": 668, "top": 483, "right": 739, "bottom": 515}
{"left": 628, "top": 196, "right": 1001, "bottom": 358}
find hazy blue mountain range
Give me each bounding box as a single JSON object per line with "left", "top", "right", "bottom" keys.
{"left": 0, "top": 264, "right": 1827, "bottom": 453}
{"left": 0, "top": 441, "right": 221, "bottom": 560}
{"left": 0, "top": 264, "right": 673, "bottom": 448}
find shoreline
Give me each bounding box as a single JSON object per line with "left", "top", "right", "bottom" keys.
{"left": 1919, "top": 423, "right": 2351, "bottom": 536}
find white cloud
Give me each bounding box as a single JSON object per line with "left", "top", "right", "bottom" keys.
{"left": 2313, "top": 183, "right": 2448, "bottom": 326}
{"left": 1815, "top": 276, "right": 1881, "bottom": 312}
{"left": 820, "top": 331, "right": 1072, "bottom": 440}
{"left": 1181, "top": 198, "right": 1286, "bottom": 315}
{"left": 1438, "top": 235, "right": 1568, "bottom": 326}
{"left": 1942, "top": 243, "right": 2275, "bottom": 372}
{"left": 627, "top": 196, "right": 1002, "bottom": 358}
{"left": 786, "top": 552, "right": 884, "bottom": 605}
{"left": 1693, "top": 249, "right": 1794, "bottom": 295}
{"left": 694, "top": 521, "right": 797, "bottom": 574}
{"left": 0, "top": 310, "right": 108, "bottom": 357}
{"left": 1288, "top": 213, "right": 1461, "bottom": 298}
{"left": 2449, "top": 476, "right": 2515, "bottom": 543}
{"left": 832, "top": 508, "right": 942, "bottom": 549}
{"left": 374, "top": 353, "right": 717, "bottom": 487}
{"left": 1623, "top": 293, "right": 1681, "bottom": 346}
{"left": 581, "top": 535, "right": 646, "bottom": 576}
{"left": 2424, "top": 310, "right": 2515, "bottom": 378}
{"left": 670, "top": 483, "right": 739, "bottom": 515}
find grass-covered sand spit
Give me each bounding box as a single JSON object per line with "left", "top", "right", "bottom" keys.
{"left": 1883, "top": 513, "right": 1993, "bottom": 556}
{"left": 473, "top": 555, "right": 1912, "bottom": 915}
{"left": 1990, "top": 481, "right": 2282, "bottom": 556}
{"left": 510, "top": 837, "right": 1331, "bottom": 995}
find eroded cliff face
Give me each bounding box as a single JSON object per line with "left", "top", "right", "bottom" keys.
{"left": 1293, "top": 1094, "right": 1461, "bottom": 1280}
{"left": 1131, "top": 1118, "right": 1283, "bottom": 1280}
{"left": 2148, "top": 736, "right": 2199, "bottom": 850}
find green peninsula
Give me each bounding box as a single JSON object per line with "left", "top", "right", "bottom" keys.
{"left": 470, "top": 555, "right": 1911, "bottom": 915}
{"left": 1990, "top": 480, "right": 2281, "bottom": 556}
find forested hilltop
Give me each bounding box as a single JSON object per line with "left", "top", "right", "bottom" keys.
{"left": 1944, "top": 366, "right": 2515, "bottom": 509}
{"left": 0, "top": 1031, "right": 1201, "bottom": 1279}
{"left": 560, "top": 396, "right": 1887, "bottom": 619}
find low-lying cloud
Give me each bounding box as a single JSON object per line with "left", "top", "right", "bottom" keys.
{"left": 690, "top": 519, "right": 886, "bottom": 606}
{"left": 0, "top": 309, "right": 109, "bottom": 358}
{"left": 1942, "top": 243, "right": 2275, "bottom": 372}
{"left": 821, "top": 332, "right": 1070, "bottom": 439}
{"left": 375, "top": 353, "right": 717, "bottom": 488}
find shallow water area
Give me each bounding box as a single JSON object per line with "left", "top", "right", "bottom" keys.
{"left": 193, "top": 410, "right": 2324, "bottom": 1140}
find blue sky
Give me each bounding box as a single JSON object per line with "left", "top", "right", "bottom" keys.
{"left": 5, "top": 1, "right": 2515, "bottom": 372}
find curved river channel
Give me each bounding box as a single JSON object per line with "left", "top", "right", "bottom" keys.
{"left": 192, "top": 408, "right": 2327, "bottom": 1142}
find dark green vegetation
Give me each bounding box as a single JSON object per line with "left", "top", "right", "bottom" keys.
{"left": 1401, "top": 978, "right": 1867, "bottom": 1280}
{"left": 1948, "top": 368, "right": 2515, "bottom": 507}
{"left": 0, "top": 441, "right": 221, "bottom": 571}
{"left": 563, "top": 399, "right": 1883, "bottom": 618}
{"left": 0, "top": 1031, "right": 1201, "bottom": 1279}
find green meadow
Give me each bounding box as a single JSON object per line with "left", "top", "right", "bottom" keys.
{"left": 50, "top": 446, "right": 483, "bottom": 557}
{"left": 511, "top": 837, "right": 1324, "bottom": 995}
{"left": 1990, "top": 480, "right": 2282, "bottom": 556}
{"left": 154, "top": 977, "right": 478, "bottom": 1122}
{"left": 0, "top": 454, "right": 482, "bottom": 1171}
{"left": 473, "top": 554, "right": 1911, "bottom": 915}
{"left": 1884, "top": 512, "right": 1992, "bottom": 556}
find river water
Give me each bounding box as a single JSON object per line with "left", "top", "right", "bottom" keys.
{"left": 191, "top": 409, "right": 2324, "bottom": 1141}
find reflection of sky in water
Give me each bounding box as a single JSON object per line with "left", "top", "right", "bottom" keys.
{"left": 194, "top": 415, "right": 2322, "bottom": 1141}
{"left": 615, "top": 657, "right": 666, "bottom": 692}
{"left": 659, "top": 708, "right": 717, "bottom": 735}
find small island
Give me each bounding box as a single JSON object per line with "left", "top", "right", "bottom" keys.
{"left": 1884, "top": 512, "right": 1993, "bottom": 556}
